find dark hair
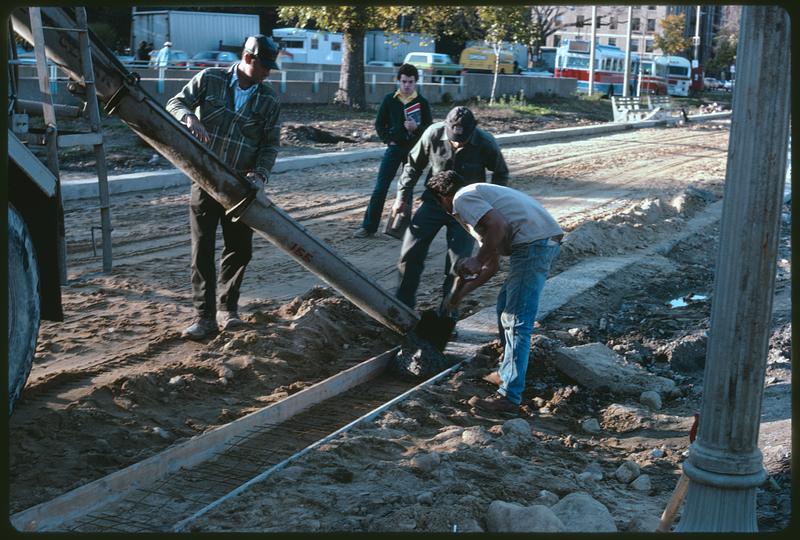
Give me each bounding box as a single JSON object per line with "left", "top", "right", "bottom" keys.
{"left": 427, "top": 170, "right": 464, "bottom": 197}
{"left": 397, "top": 63, "right": 419, "bottom": 81}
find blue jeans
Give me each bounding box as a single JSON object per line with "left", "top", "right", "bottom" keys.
{"left": 396, "top": 196, "right": 475, "bottom": 308}
{"left": 495, "top": 239, "right": 560, "bottom": 405}
{"left": 361, "top": 144, "right": 408, "bottom": 233}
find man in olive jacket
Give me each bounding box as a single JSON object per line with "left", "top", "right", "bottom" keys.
{"left": 354, "top": 63, "right": 432, "bottom": 237}
{"left": 166, "top": 35, "right": 281, "bottom": 340}
{"left": 392, "top": 106, "right": 510, "bottom": 311}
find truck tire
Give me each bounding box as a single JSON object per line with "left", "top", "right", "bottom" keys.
{"left": 8, "top": 204, "right": 40, "bottom": 415}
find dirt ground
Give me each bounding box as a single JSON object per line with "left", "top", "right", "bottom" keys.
{"left": 8, "top": 99, "right": 792, "bottom": 532}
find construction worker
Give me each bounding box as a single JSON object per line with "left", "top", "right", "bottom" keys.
{"left": 392, "top": 106, "right": 509, "bottom": 312}
{"left": 428, "top": 170, "right": 563, "bottom": 414}
{"left": 353, "top": 63, "right": 432, "bottom": 238}
{"left": 166, "top": 35, "right": 281, "bottom": 340}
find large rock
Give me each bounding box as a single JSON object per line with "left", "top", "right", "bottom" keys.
{"left": 550, "top": 492, "right": 617, "bottom": 532}
{"left": 656, "top": 334, "right": 707, "bottom": 372}
{"left": 552, "top": 343, "right": 677, "bottom": 396}
{"left": 486, "top": 501, "right": 566, "bottom": 532}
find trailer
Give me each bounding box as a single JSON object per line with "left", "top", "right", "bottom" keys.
{"left": 131, "top": 10, "right": 259, "bottom": 57}
{"left": 272, "top": 27, "right": 344, "bottom": 65}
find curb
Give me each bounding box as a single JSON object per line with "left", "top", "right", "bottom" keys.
{"left": 60, "top": 112, "right": 732, "bottom": 201}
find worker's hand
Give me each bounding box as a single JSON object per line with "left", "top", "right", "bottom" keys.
{"left": 246, "top": 171, "right": 267, "bottom": 188}
{"left": 185, "top": 114, "right": 210, "bottom": 144}
{"left": 404, "top": 118, "right": 417, "bottom": 133}
{"left": 391, "top": 199, "right": 409, "bottom": 217}
{"left": 457, "top": 257, "right": 483, "bottom": 278}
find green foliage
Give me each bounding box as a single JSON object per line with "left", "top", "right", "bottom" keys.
{"left": 654, "top": 14, "right": 691, "bottom": 56}
{"left": 707, "top": 31, "right": 738, "bottom": 78}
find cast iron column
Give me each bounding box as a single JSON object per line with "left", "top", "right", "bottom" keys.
{"left": 675, "top": 5, "right": 790, "bottom": 532}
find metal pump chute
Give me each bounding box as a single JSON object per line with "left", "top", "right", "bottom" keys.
{"left": 11, "top": 6, "right": 454, "bottom": 378}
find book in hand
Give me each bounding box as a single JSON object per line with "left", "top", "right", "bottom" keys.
{"left": 383, "top": 211, "right": 409, "bottom": 240}
{"left": 404, "top": 102, "right": 422, "bottom": 125}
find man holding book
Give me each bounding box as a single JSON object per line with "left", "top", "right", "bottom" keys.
{"left": 353, "top": 63, "right": 433, "bottom": 238}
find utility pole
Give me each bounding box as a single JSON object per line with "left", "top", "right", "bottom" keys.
{"left": 636, "top": 12, "right": 645, "bottom": 97}
{"left": 622, "top": 5, "right": 633, "bottom": 97}
{"left": 693, "top": 5, "right": 702, "bottom": 63}
{"left": 675, "top": 5, "right": 790, "bottom": 531}
{"left": 587, "top": 5, "right": 597, "bottom": 95}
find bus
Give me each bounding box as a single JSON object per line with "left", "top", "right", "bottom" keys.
{"left": 666, "top": 55, "right": 692, "bottom": 97}
{"left": 554, "top": 39, "right": 638, "bottom": 96}
{"left": 636, "top": 56, "right": 669, "bottom": 95}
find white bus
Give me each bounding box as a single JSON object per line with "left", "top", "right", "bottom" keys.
{"left": 666, "top": 55, "right": 692, "bottom": 97}
{"left": 272, "top": 28, "right": 344, "bottom": 65}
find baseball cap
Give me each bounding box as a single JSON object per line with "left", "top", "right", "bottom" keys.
{"left": 163, "top": 41, "right": 172, "bottom": 47}
{"left": 243, "top": 34, "right": 280, "bottom": 70}
{"left": 445, "top": 106, "right": 477, "bottom": 143}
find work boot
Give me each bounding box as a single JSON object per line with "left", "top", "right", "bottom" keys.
{"left": 468, "top": 393, "right": 519, "bottom": 415}
{"left": 481, "top": 371, "right": 502, "bottom": 387}
{"left": 352, "top": 228, "right": 374, "bottom": 238}
{"left": 181, "top": 317, "right": 218, "bottom": 340}
{"left": 216, "top": 310, "right": 244, "bottom": 331}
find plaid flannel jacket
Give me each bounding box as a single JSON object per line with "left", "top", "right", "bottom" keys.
{"left": 166, "top": 63, "right": 281, "bottom": 181}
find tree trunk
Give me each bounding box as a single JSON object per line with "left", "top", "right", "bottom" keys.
{"left": 334, "top": 28, "right": 366, "bottom": 110}
{"left": 489, "top": 43, "right": 501, "bottom": 105}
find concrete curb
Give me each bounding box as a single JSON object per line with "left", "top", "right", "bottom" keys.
{"left": 60, "top": 112, "right": 732, "bottom": 201}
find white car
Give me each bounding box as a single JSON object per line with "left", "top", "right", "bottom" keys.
{"left": 366, "top": 60, "right": 395, "bottom": 68}
{"left": 703, "top": 77, "right": 722, "bottom": 90}
{"left": 722, "top": 79, "right": 734, "bottom": 91}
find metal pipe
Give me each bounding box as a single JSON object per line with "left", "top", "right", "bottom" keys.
{"left": 11, "top": 6, "right": 420, "bottom": 336}
{"left": 587, "top": 5, "right": 597, "bottom": 96}
{"left": 622, "top": 6, "right": 633, "bottom": 97}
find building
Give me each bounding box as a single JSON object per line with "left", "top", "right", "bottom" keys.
{"left": 547, "top": 5, "right": 739, "bottom": 67}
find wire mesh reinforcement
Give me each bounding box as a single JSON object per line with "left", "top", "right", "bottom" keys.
{"left": 62, "top": 374, "right": 416, "bottom": 532}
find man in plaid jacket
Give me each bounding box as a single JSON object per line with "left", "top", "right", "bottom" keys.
{"left": 167, "top": 35, "right": 281, "bottom": 340}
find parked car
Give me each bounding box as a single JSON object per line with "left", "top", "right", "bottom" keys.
{"left": 519, "top": 68, "right": 553, "bottom": 77}
{"left": 722, "top": 79, "right": 734, "bottom": 91}
{"left": 459, "top": 47, "right": 517, "bottom": 74}
{"left": 190, "top": 50, "right": 238, "bottom": 68}
{"left": 402, "top": 52, "right": 462, "bottom": 83}
{"left": 703, "top": 77, "right": 722, "bottom": 90}
{"left": 149, "top": 49, "right": 190, "bottom": 68}
{"left": 366, "top": 60, "right": 396, "bottom": 68}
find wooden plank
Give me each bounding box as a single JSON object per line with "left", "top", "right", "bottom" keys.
{"left": 7, "top": 129, "right": 57, "bottom": 197}
{"left": 10, "top": 347, "right": 398, "bottom": 532}
{"left": 57, "top": 132, "right": 103, "bottom": 147}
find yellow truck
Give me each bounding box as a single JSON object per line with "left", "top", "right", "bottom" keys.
{"left": 459, "top": 47, "right": 517, "bottom": 74}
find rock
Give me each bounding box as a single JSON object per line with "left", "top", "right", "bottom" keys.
{"left": 582, "top": 418, "right": 601, "bottom": 433}
{"left": 532, "top": 489, "right": 559, "bottom": 507}
{"left": 656, "top": 334, "right": 707, "bottom": 372}
{"left": 461, "top": 427, "right": 492, "bottom": 446}
{"left": 416, "top": 491, "right": 434, "bottom": 505}
{"left": 152, "top": 426, "right": 172, "bottom": 440}
{"left": 639, "top": 390, "right": 662, "bottom": 410}
{"left": 455, "top": 518, "right": 483, "bottom": 532}
{"left": 631, "top": 474, "right": 652, "bottom": 492}
{"left": 217, "top": 366, "right": 234, "bottom": 380}
{"left": 409, "top": 452, "right": 440, "bottom": 473}
{"left": 550, "top": 492, "right": 617, "bottom": 532}
{"left": 168, "top": 375, "right": 184, "bottom": 386}
{"left": 583, "top": 462, "right": 604, "bottom": 481}
{"left": 532, "top": 397, "right": 546, "bottom": 408}
{"left": 225, "top": 355, "right": 255, "bottom": 371}
{"left": 629, "top": 514, "right": 661, "bottom": 532}
{"left": 486, "top": 501, "right": 566, "bottom": 532}
{"left": 615, "top": 461, "right": 641, "bottom": 483}
{"left": 552, "top": 343, "right": 677, "bottom": 397}
{"left": 650, "top": 448, "right": 665, "bottom": 459}
{"left": 577, "top": 472, "right": 596, "bottom": 484}
{"left": 501, "top": 418, "right": 531, "bottom": 438}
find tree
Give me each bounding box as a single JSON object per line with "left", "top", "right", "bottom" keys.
{"left": 475, "top": 6, "right": 529, "bottom": 105}
{"left": 278, "top": 6, "right": 405, "bottom": 110}
{"left": 529, "top": 6, "right": 566, "bottom": 66}
{"left": 706, "top": 29, "right": 738, "bottom": 79}
{"left": 654, "top": 13, "right": 691, "bottom": 56}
